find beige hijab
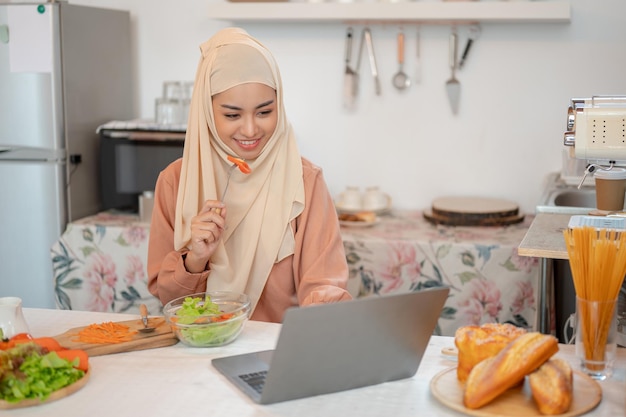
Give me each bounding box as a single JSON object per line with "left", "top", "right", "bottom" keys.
{"left": 174, "top": 28, "right": 305, "bottom": 313}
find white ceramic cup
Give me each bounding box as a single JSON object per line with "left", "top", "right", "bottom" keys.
{"left": 363, "top": 187, "right": 389, "bottom": 211}
{"left": 338, "top": 186, "right": 362, "bottom": 211}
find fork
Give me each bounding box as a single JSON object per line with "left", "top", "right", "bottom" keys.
{"left": 215, "top": 163, "right": 238, "bottom": 214}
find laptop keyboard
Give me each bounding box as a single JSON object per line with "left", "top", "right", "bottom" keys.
{"left": 238, "top": 370, "right": 267, "bottom": 394}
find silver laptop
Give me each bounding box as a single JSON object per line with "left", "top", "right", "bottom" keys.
{"left": 212, "top": 286, "right": 449, "bottom": 404}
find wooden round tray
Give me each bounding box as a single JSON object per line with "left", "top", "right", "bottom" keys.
{"left": 432, "top": 196, "right": 519, "bottom": 218}
{"left": 430, "top": 366, "right": 602, "bottom": 417}
{"left": 423, "top": 210, "right": 525, "bottom": 227}
{"left": 0, "top": 367, "right": 90, "bottom": 409}
{"left": 425, "top": 196, "right": 524, "bottom": 227}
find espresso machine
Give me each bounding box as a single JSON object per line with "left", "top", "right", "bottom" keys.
{"left": 563, "top": 95, "right": 626, "bottom": 183}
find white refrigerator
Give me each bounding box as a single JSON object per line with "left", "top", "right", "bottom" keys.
{"left": 0, "top": 2, "right": 133, "bottom": 308}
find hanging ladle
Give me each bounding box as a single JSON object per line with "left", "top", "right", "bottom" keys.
{"left": 392, "top": 31, "right": 410, "bottom": 91}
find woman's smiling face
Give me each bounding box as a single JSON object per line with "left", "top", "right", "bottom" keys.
{"left": 212, "top": 82, "right": 278, "bottom": 160}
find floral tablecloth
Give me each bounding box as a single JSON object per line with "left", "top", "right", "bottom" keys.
{"left": 50, "top": 212, "right": 159, "bottom": 314}
{"left": 341, "top": 210, "right": 540, "bottom": 336}
{"left": 50, "top": 210, "right": 540, "bottom": 336}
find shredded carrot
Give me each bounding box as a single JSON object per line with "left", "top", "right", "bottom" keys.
{"left": 74, "top": 321, "right": 138, "bottom": 344}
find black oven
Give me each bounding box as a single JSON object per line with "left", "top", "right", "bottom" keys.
{"left": 99, "top": 128, "right": 185, "bottom": 212}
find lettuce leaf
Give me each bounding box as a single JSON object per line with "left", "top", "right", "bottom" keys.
{"left": 176, "top": 295, "right": 221, "bottom": 325}
{"left": 0, "top": 344, "right": 84, "bottom": 403}
{"left": 178, "top": 319, "right": 242, "bottom": 346}
{"left": 175, "top": 295, "right": 241, "bottom": 346}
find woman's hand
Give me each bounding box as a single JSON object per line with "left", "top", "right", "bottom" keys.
{"left": 184, "top": 200, "right": 226, "bottom": 273}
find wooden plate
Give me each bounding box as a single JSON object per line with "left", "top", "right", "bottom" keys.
{"left": 426, "top": 196, "right": 523, "bottom": 226}
{"left": 432, "top": 196, "right": 519, "bottom": 218}
{"left": 0, "top": 367, "right": 90, "bottom": 409}
{"left": 339, "top": 218, "right": 381, "bottom": 228}
{"left": 336, "top": 205, "right": 391, "bottom": 216}
{"left": 430, "top": 367, "right": 602, "bottom": 417}
{"left": 423, "top": 209, "right": 524, "bottom": 227}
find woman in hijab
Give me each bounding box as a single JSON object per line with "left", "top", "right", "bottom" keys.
{"left": 147, "top": 28, "right": 352, "bottom": 323}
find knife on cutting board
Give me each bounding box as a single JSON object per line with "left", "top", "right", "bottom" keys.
{"left": 52, "top": 317, "right": 179, "bottom": 356}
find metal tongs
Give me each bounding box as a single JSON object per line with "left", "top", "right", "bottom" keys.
{"left": 356, "top": 28, "right": 381, "bottom": 96}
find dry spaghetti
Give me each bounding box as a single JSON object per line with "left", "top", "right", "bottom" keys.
{"left": 563, "top": 226, "right": 626, "bottom": 368}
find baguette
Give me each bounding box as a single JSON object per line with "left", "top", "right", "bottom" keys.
{"left": 463, "top": 332, "right": 559, "bottom": 409}
{"left": 529, "top": 358, "right": 573, "bottom": 415}
{"left": 454, "top": 323, "right": 527, "bottom": 382}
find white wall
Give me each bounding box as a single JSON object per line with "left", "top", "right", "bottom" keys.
{"left": 74, "top": 0, "right": 626, "bottom": 214}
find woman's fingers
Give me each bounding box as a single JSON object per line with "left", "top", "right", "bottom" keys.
{"left": 185, "top": 201, "right": 227, "bottom": 272}
{"left": 192, "top": 213, "right": 223, "bottom": 241}
{"left": 189, "top": 200, "right": 227, "bottom": 252}
{"left": 198, "top": 199, "right": 225, "bottom": 215}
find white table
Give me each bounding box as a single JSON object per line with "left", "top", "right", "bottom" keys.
{"left": 11, "top": 309, "right": 626, "bottom": 417}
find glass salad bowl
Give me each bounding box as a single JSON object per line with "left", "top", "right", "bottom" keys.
{"left": 163, "top": 291, "right": 251, "bottom": 347}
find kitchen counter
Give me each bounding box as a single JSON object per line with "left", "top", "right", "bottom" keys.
{"left": 10, "top": 308, "right": 626, "bottom": 417}
{"left": 518, "top": 212, "right": 570, "bottom": 260}
{"left": 518, "top": 212, "right": 575, "bottom": 335}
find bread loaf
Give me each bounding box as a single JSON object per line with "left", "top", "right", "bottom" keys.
{"left": 529, "top": 358, "right": 573, "bottom": 415}
{"left": 454, "top": 323, "right": 527, "bottom": 382}
{"left": 338, "top": 211, "right": 376, "bottom": 222}
{"left": 463, "top": 332, "right": 559, "bottom": 409}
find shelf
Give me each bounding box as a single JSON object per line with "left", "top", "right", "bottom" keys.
{"left": 208, "top": 1, "right": 571, "bottom": 24}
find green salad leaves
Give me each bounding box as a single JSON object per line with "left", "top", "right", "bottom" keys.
{"left": 176, "top": 294, "right": 222, "bottom": 324}
{"left": 174, "top": 295, "right": 242, "bottom": 346}
{"left": 0, "top": 343, "right": 84, "bottom": 403}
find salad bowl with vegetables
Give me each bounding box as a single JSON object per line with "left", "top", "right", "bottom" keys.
{"left": 163, "top": 292, "right": 251, "bottom": 347}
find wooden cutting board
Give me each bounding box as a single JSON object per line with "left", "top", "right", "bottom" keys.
{"left": 425, "top": 196, "right": 524, "bottom": 226}
{"left": 52, "top": 317, "right": 179, "bottom": 356}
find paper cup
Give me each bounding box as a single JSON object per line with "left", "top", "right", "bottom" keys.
{"left": 594, "top": 168, "right": 626, "bottom": 211}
